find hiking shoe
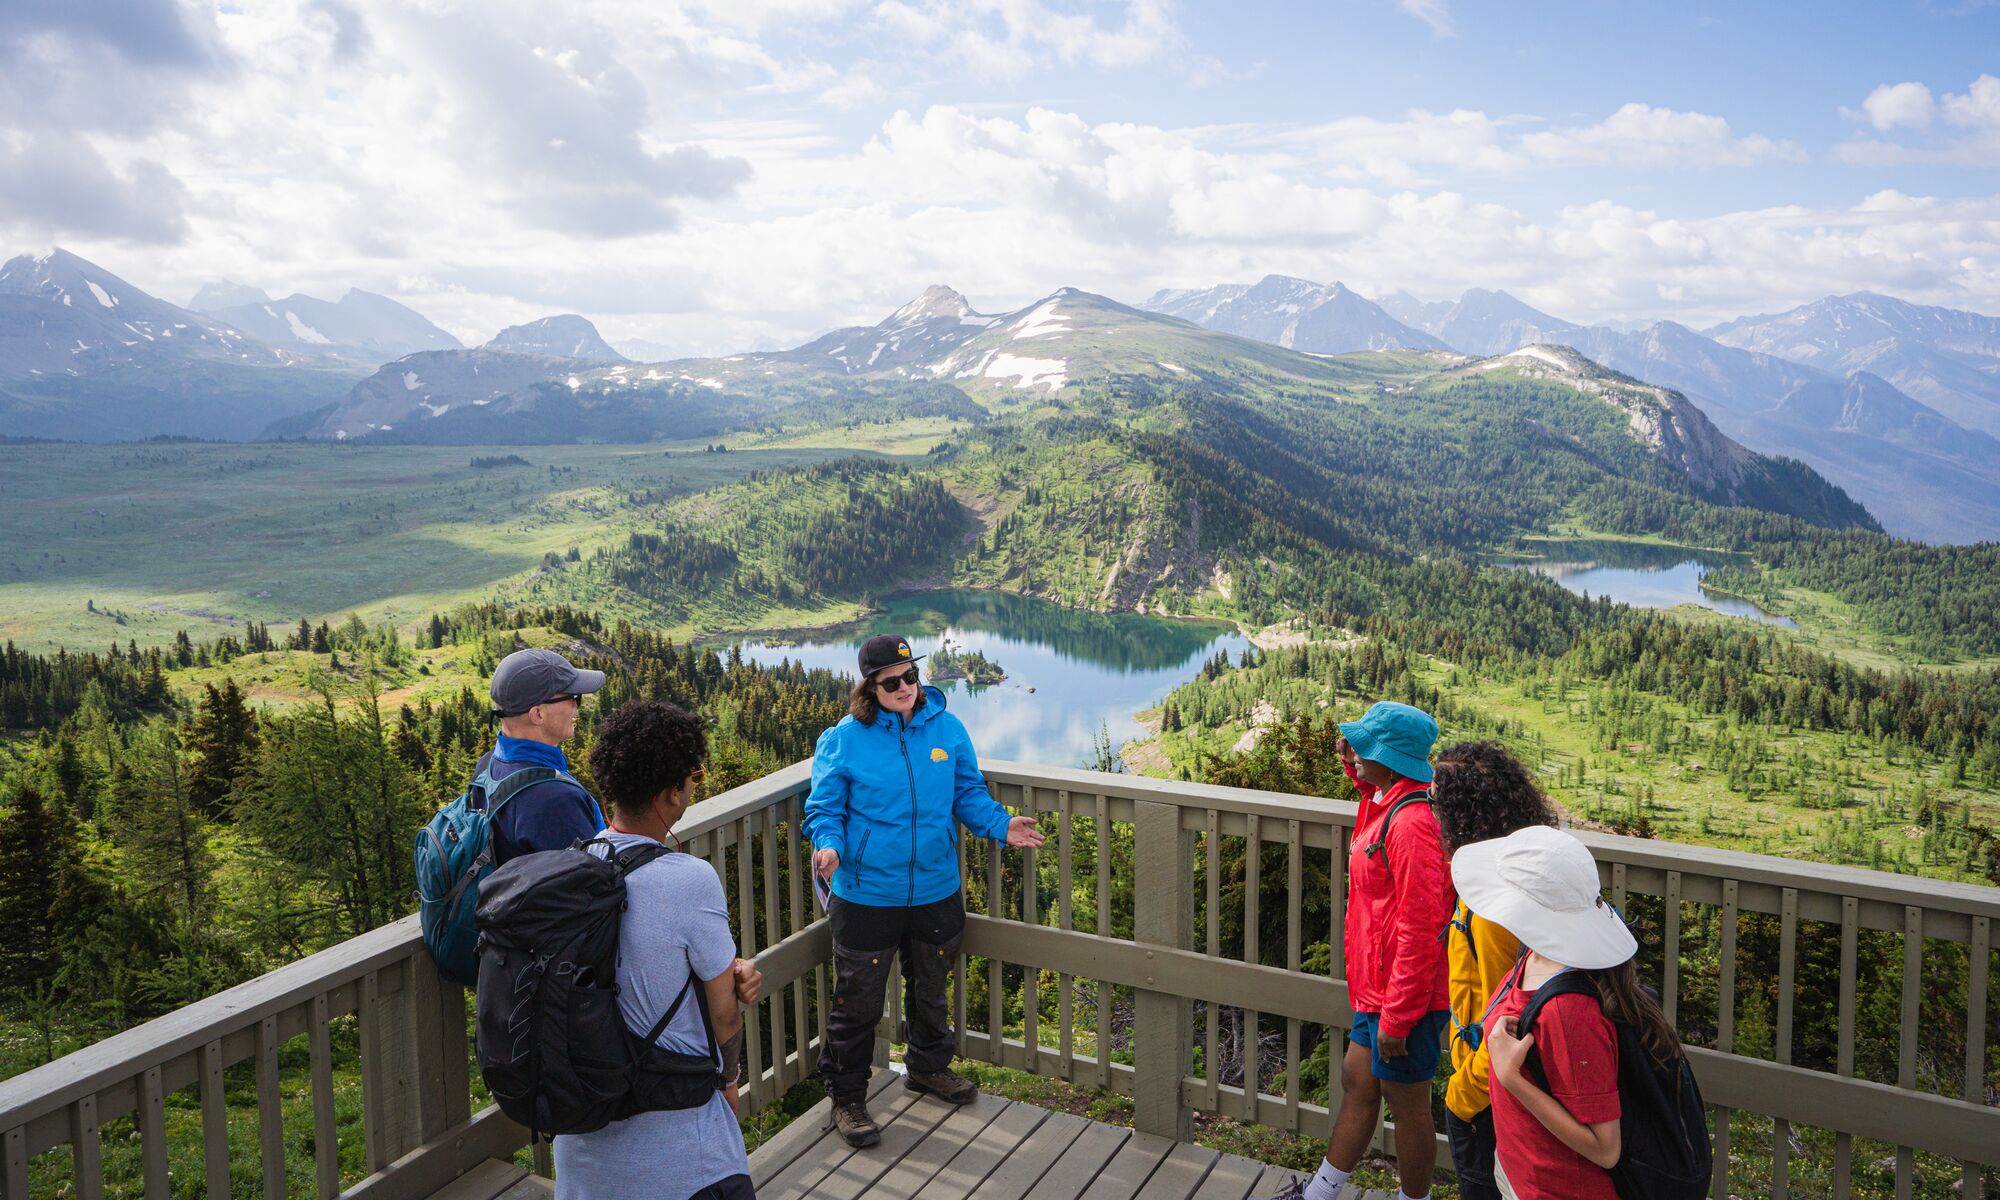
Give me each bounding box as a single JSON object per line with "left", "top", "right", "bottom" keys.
{"left": 904, "top": 1066, "right": 976, "bottom": 1104}
{"left": 1264, "top": 1178, "right": 1309, "bottom": 1200}
{"left": 831, "top": 1097, "right": 880, "bottom": 1148}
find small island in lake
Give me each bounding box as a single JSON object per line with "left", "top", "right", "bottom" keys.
{"left": 928, "top": 640, "right": 1007, "bottom": 686}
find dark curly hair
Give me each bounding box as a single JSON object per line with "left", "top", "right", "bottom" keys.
{"left": 1431, "top": 740, "right": 1559, "bottom": 854}
{"left": 588, "top": 700, "right": 707, "bottom": 817}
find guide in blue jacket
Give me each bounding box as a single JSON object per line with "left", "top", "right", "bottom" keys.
{"left": 802, "top": 633, "right": 1043, "bottom": 1149}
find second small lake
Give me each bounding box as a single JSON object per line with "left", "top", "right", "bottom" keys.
{"left": 727, "top": 590, "right": 1249, "bottom": 767}
{"left": 1502, "top": 539, "right": 1796, "bottom": 627}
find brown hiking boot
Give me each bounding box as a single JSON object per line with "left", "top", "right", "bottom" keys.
{"left": 904, "top": 1066, "right": 976, "bottom": 1104}
{"left": 831, "top": 1097, "right": 880, "bottom": 1148}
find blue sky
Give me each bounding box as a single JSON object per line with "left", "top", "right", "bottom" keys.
{"left": 2, "top": 0, "right": 1996, "bottom": 353}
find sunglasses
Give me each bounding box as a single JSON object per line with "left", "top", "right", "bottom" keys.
{"left": 874, "top": 667, "right": 922, "bottom": 692}
{"left": 544, "top": 693, "right": 585, "bottom": 707}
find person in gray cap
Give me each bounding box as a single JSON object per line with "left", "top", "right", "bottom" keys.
{"left": 478, "top": 647, "right": 608, "bottom": 864}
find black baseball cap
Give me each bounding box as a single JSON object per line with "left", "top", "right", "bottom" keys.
{"left": 490, "top": 648, "right": 606, "bottom": 716}
{"left": 858, "top": 634, "right": 923, "bottom": 678}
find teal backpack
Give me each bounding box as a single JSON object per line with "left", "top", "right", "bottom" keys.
{"left": 415, "top": 760, "right": 567, "bottom": 985}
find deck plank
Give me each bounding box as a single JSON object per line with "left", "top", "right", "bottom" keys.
{"left": 760, "top": 1080, "right": 931, "bottom": 1200}
{"left": 1139, "top": 1140, "right": 1223, "bottom": 1200}
{"left": 425, "top": 1158, "right": 529, "bottom": 1200}
{"left": 750, "top": 1070, "right": 901, "bottom": 1191}
{"left": 1022, "top": 1119, "right": 1131, "bottom": 1200}
{"left": 860, "top": 1092, "right": 1011, "bottom": 1197}
{"left": 965, "top": 1110, "right": 1090, "bottom": 1200}
{"left": 1185, "top": 1152, "right": 1265, "bottom": 1200}
{"left": 811, "top": 1093, "right": 959, "bottom": 1199}
{"left": 1084, "top": 1129, "right": 1175, "bottom": 1199}
{"left": 906, "top": 1095, "right": 1054, "bottom": 1200}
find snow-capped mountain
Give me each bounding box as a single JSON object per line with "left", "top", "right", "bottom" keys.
{"left": 0, "top": 248, "right": 362, "bottom": 440}
{"left": 0, "top": 248, "right": 266, "bottom": 374}
{"left": 1393, "top": 288, "right": 1586, "bottom": 357}
{"left": 792, "top": 285, "right": 1002, "bottom": 373}
{"left": 485, "top": 315, "right": 627, "bottom": 363}
{"left": 1143, "top": 275, "right": 1446, "bottom": 353}
{"left": 187, "top": 280, "right": 271, "bottom": 312}
{"left": 1707, "top": 293, "right": 2000, "bottom": 438}
{"left": 202, "top": 288, "right": 463, "bottom": 360}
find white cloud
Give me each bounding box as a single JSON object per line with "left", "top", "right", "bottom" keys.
{"left": 867, "top": 0, "right": 1180, "bottom": 80}
{"left": 1836, "top": 74, "right": 2000, "bottom": 166}
{"left": 1858, "top": 81, "right": 1936, "bottom": 130}
{"left": 1519, "top": 103, "right": 1804, "bottom": 167}
{"left": 1396, "top": 0, "right": 1454, "bottom": 36}
{"left": 1942, "top": 73, "right": 2000, "bottom": 129}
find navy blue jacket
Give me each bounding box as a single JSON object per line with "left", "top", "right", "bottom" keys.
{"left": 477, "top": 736, "right": 604, "bottom": 865}
{"left": 802, "top": 686, "right": 1013, "bottom": 908}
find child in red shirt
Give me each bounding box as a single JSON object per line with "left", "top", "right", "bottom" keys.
{"left": 1451, "top": 826, "right": 1680, "bottom": 1200}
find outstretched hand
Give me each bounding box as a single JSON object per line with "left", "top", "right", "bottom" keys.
{"left": 1005, "top": 815, "right": 1045, "bottom": 849}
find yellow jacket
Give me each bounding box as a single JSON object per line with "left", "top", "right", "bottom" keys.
{"left": 1445, "top": 899, "right": 1523, "bottom": 1121}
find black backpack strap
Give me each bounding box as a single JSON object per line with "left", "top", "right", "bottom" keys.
{"left": 1516, "top": 970, "right": 1600, "bottom": 1037}
{"left": 1364, "top": 789, "right": 1433, "bottom": 862}
{"left": 480, "top": 765, "right": 562, "bottom": 818}
{"left": 642, "top": 971, "right": 701, "bottom": 1046}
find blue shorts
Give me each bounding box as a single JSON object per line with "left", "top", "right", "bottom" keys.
{"left": 1350, "top": 1010, "right": 1450, "bottom": 1084}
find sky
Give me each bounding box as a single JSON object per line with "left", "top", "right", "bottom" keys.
{"left": 2, "top": 0, "right": 1997, "bottom": 357}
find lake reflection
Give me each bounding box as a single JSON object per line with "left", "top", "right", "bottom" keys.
{"left": 728, "top": 590, "right": 1248, "bottom": 766}
{"left": 1506, "top": 539, "right": 1796, "bottom": 627}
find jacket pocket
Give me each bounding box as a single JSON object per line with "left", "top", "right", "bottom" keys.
{"left": 851, "top": 828, "right": 872, "bottom": 871}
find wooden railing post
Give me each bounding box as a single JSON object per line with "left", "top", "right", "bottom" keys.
{"left": 1133, "top": 799, "right": 1192, "bottom": 1141}
{"left": 363, "top": 958, "right": 428, "bottom": 1169}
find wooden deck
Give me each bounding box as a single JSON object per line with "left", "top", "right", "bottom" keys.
{"left": 743, "top": 1072, "right": 1330, "bottom": 1200}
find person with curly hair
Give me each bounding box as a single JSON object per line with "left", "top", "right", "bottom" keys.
{"left": 553, "top": 700, "right": 764, "bottom": 1200}
{"left": 802, "top": 634, "right": 1044, "bottom": 1149}
{"left": 1432, "top": 741, "right": 1560, "bottom": 1200}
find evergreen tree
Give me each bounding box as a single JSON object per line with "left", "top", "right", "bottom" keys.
{"left": 184, "top": 680, "right": 259, "bottom": 818}
{"left": 0, "top": 787, "right": 86, "bottom": 1000}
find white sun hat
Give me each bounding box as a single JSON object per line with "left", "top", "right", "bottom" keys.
{"left": 1450, "top": 826, "right": 1637, "bottom": 970}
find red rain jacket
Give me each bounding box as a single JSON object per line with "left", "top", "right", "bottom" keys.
{"left": 1343, "top": 762, "right": 1454, "bottom": 1038}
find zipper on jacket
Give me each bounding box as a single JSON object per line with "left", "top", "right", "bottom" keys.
{"left": 898, "top": 713, "right": 919, "bottom": 906}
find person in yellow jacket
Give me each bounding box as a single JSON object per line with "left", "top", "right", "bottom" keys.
{"left": 1433, "top": 742, "right": 1560, "bottom": 1200}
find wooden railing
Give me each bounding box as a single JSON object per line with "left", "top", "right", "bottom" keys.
{"left": 2, "top": 759, "right": 1994, "bottom": 1199}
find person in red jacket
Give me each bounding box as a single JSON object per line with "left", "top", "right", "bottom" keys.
{"left": 1275, "top": 701, "right": 1451, "bottom": 1200}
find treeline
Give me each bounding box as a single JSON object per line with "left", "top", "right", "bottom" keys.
{"left": 765, "top": 460, "right": 968, "bottom": 594}
{"left": 0, "top": 610, "right": 851, "bottom": 1068}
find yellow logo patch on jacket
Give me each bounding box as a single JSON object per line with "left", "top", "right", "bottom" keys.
{"left": 930, "top": 747, "right": 949, "bottom": 762}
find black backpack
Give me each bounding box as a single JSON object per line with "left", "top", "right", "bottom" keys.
{"left": 1517, "top": 972, "right": 1712, "bottom": 1200}
{"left": 473, "top": 838, "right": 724, "bottom": 1139}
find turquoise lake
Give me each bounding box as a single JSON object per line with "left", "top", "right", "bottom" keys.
{"left": 1505, "top": 539, "right": 1796, "bottom": 627}
{"left": 729, "top": 590, "right": 1249, "bottom": 766}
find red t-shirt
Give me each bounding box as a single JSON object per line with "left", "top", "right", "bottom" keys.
{"left": 1490, "top": 968, "right": 1621, "bottom": 1200}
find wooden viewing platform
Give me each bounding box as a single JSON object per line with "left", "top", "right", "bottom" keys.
{"left": 1, "top": 759, "right": 1993, "bottom": 1199}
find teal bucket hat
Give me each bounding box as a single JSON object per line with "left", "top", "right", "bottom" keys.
{"left": 1337, "top": 701, "right": 1439, "bottom": 784}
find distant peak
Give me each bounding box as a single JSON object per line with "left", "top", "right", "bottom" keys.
{"left": 888, "top": 284, "right": 979, "bottom": 326}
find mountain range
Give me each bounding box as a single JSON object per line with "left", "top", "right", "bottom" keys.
{"left": 187, "top": 283, "right": 462, "bottom": 360}
{"left": 6, "top": 245, "right": 1996, "bottom": 540}
{"left": 1148, "top": 278, "right": 2000, "bottom": 542}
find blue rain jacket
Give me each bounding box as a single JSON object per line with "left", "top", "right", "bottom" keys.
{"left": 802, "top": 686, "right": 1013, "bottom": 908}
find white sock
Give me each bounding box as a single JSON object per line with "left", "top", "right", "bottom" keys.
{"left": 1398, "top": 1191, "right": 1429, "bottom": 1200}
{"left": 1302, "top": 1161, "right": 1351, "bottom": 1200}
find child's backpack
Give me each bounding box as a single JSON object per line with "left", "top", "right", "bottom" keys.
{"left": 414, "top": 760, "right": 564, "bottom": 985}
{"left": 472, "top": 839, "right": 723, "bottom": 1138}
{"left": 1517, "top": 973, "right": 1712, "bottom": 1200}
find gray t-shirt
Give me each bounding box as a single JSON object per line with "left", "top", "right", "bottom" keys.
{"left": 553, "top": 832, "right": 749, "bottom": 1197}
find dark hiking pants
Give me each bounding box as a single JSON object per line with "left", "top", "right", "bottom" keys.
{"left": 1445, "top": 1107, "right": 1503, "bottom": 1200}
{"left": 820, "top": 892, "right": 965, "bottom": 1102}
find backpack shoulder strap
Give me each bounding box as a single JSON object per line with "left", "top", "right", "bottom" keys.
{"left": 1516, "top": 969, "right": 1600, "bottom": 1037}
{"left": 483, "top": 766, "right": 563, "bottom": 818}
{"left": 1364, "top": 789, "right": 1433, "bottom": 862}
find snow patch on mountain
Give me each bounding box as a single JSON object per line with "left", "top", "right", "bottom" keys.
{"left": 983, "top": 353, "right": 1066, "bottom": 391}
{"left": 1011, "top": 301, "right": 1069, "bottom": 340}
{"left": 86, "top": 282, "right": 116, "bottom": 308}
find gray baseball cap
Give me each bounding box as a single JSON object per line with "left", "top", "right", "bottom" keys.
{"left": 489, "top": 648, "right": 606, "bottom": 716}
